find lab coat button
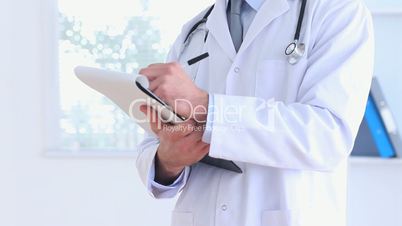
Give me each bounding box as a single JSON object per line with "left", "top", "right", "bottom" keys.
{"left": 234, "top": 67, "right": 240, "bottom": 73}
{"left": 221, "top": 204, "right": 227, "bottom": 211}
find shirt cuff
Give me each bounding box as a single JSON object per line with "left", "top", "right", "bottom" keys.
{"left": 202, "top": 94, "right": 214, "bottom": 143}
{"left": 148, "top": 158, "right": 190, "bottom": 198}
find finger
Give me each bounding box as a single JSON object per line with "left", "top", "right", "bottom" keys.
{"left": 140, "top": 105, "right": 163, "bottom": 135}
{"left": 148, "top": 76, "right": 166, "bottom": 92}
{"left": 148, "top": 63, "right": 166, "bottom": 68}
{"left": 139, "top": 104, "right": 149, "bottom": 114}
{"left": 181, "top": 130, "right": 208, "bottom": 152}
{"left": 194, "top": 141, "right": 209, "bottom": 152}
{"left": 138, "top": 67, "right": 163, "bottom": 81}
{"left": 168, "top": 121, "right": 196, "bottom": 137}
{"left": 149, "top": 62, "right": 180, "bottom": 69}
{"left": 198, "top": 144, "right": 210, "bottom": 155}
{"left": 191, "top": 142, "right": 210, "bottom": 158}
{"left": 141, "top": 104, "right": 196, "bottom": 139}
{"left": 163, "top": 119, "right": 199, "bottom": 139}
{"left": 153, "top": 85, "right": 169, "bottom": 103}
{"left": 183, "top": 126, "right": 204, "bottom": 140}
{"left": 139, "top": 67, "right": 169, "bottom": 81}
{"left": 195, "top": 138, "right": 209, "bottom": 146}
{"left": 140, "top": 63, "right": 166, "bottom": 72}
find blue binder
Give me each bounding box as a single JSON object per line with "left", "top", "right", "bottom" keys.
{"left": 352, "top": 78, "right": 401, "bottom": 158}
{"left": 364, "top": 94, "right": 396, "bottom": 158}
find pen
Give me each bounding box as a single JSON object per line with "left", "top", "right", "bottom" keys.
{"left": 184, "top": 52, "right": 209, "bottom": 81}
{"left": 187, "top": 52, "right": 209, "bottom": 66}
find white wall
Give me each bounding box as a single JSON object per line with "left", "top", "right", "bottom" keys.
{"left": 0, "top": 0, "right": 401, "bottom": 226}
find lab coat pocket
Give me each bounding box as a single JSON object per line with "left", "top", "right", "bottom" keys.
{"left": 255, "top": 60, "right": 288, "bottom": 100}
{"left": 171, "top": 211, "right": 194, "bottom": 226}
{"left": 255, "top": 59, "right": 306, "bottom": 102}
{"left": 262, "top": 208, "right": 341, "bottom": 226}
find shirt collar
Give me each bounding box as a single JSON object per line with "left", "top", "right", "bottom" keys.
{"left": 225, "top": 0, "right": 265, "bottom": 11}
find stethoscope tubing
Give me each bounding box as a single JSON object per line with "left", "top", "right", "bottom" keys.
{"left": 184, "top": 5, "right": 215, "bottom": 44}
{"left": 294, "top": 0, "right": 307, "bottom": 41}
{"left": 183, "top": 0, "right": 307, "bottom": 64}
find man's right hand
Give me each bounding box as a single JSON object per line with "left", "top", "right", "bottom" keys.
{"left": 140, "top": 105, "right": 209, "bottom": 185}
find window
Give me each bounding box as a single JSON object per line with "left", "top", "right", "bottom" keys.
{"left": 55, "top": 0, "right": 213, "bottom": 153}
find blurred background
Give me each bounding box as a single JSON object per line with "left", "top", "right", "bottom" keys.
{"left": 0, "top": 0, "right": 401, "bottom": 225}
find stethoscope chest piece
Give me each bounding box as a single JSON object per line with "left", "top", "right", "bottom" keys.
{"left": 285, "top": 40, "right": 305, "bottom": 65}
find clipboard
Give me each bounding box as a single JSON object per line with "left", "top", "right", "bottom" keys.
{"left": 74, "top": 66, "right": 242, "bottom": 173}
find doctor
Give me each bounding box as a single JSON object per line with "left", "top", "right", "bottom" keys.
{"left": 137, "top": 0, "right": 374, "bottom": 225}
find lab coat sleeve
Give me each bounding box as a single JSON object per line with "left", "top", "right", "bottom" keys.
{"left": 136, "top": 134, "right": 191, "bottom": 199}
{"left": 207, "top": 0, "right": 374, "bottom": 171}
{"left": 135, "top": 30, "right": 191, "bottom": 198}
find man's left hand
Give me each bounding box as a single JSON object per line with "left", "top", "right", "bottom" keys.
{"left": 139, "top": 62, "right": 209, "bottom": 122}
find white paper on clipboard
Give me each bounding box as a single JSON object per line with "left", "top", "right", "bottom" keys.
{"left": 74, "top": 66, "right": 185, "bottom": 135}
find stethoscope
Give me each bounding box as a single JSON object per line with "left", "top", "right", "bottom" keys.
{"left": 285, "top": 0, "right": 307, "bottom": 65}
{"left": 183, "top": 0, "right": 307, "bottom": 65}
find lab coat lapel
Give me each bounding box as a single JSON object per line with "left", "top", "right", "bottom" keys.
{"left": 206, "top": 0, "right": 236, "bottom": 61}
{"left": 239, "top": 0, "right": 290, "bottom": 54}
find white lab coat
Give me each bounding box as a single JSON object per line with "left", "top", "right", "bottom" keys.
{"left": 136, "top": 0, "right": 374, "bottom": 225}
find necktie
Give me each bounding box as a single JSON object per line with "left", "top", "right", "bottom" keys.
{"left": 228, "top": 0, "right": 243, "bottom": 52}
